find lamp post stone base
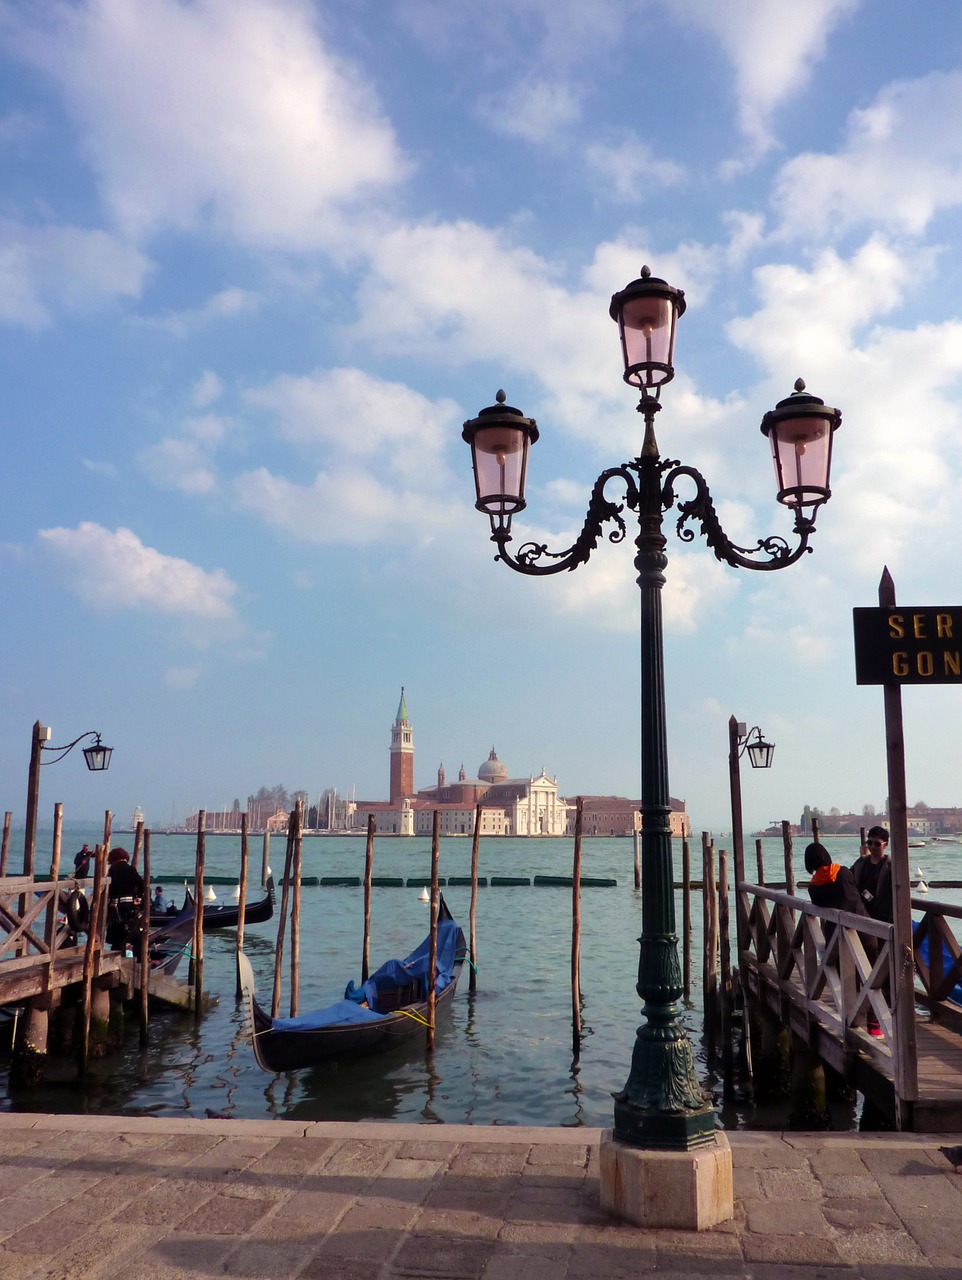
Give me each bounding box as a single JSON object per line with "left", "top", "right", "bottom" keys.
{"left": 599, "top": 1129, "right": 733, "bottom": 1231}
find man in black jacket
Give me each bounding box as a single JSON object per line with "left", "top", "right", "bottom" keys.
{"left": 851, "top": 826, "right": 892, "bottom": 922}
{"left": 850, "top": 825, "right": 892, "bottom": 1036}
{"left": 106, "top": 847, "right": 144, "bottom": 951}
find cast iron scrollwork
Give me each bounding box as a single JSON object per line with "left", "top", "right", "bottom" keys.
{"left": 492, "top": 465, "right": 639, "bottom": 575}
{"left": 662, "top": 462, "right": 815, "bottom": 571}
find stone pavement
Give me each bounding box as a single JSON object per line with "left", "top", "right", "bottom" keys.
{"left": 0, "top": 1114, "right": 961, "bottom": 1279}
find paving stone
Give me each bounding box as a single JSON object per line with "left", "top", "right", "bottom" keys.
{"left": 336, "top": 1197, "right": 421, "bottom": 1233}
{"left": 832, "top": 1227, "right": 927, "bottom": 1264}
{"left": 449, "top": 1151, "right": 528, "bottom": 1176}
{"left": 902, "top": 1214, "right": 962, "bottom": 1263}
{"left": 743, "top": 1199, "right": 830, "bottom": 1237}
{"left": 412, "top": 1206, "right": 503, "bottom": 1240}
{"left": 815, "top": 1172, "right": 879, "bottom": 1198}
{"left": 220, "top": 1236, "right": 316, "bottom": 1277}
{"left": 114, "top": 1231, "right": 235, "bottom": 1280}
{"left": 392, "top": 1232, "right": 494, "bottom": 1277}
{"left": 0, "top": 1244, "right": 47, "bottom": 1279}
{"left": 755, "top": 1166, "right": 823, "bottom": 1201}
{"left": 822, "top": 1194, "right": 903, "bottom": 1229}
{"left": 741, "top": 1233, "right": 844, "bottom": 1265}
{"left": 316, "top": 1227, "right": 404, "bottom": 1262}
{"left": 298, "top": 1256, "right": 384, "bottom": 1280}
{"left": 527, "top": 1144, "right": 589, "bottom": 1167}
{"left": 268, "top": 1187, "right": 354, "bottom": 1231}
{"left": 39, "top": 1221, "right": 162, "bottom": 1280}
{"left": 483, "top": 1241, "right": 572, "bottom": 1280}
{"left": 567, "top": 1239, "right": 657, "bottom": 1274}
{"left": 395, "top": 1140, "right": 457, "bottom": 1162}
{"left": 177, "top": 1191, "right": 275, "bottom": 1234}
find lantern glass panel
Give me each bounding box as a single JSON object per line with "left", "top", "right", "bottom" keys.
{"left": 619, "top": 294, "right": 675, "bottom": 387}
{"left": 83, "top": 743, "right": 112, "bottom": 772}
{"left": 746, "top": 739, "right": 774, "bottom": 769}
{"left": 472, "top": 423, "right": 529, "bottom": 515}
{"left": 770, "top": 413, "right": 833, "bottom": 508}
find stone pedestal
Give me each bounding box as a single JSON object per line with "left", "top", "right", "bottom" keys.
{"left": 599, "top": 1129, "right": 733, "bottom": 1231}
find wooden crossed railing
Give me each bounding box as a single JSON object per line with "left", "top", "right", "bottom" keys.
{"left": 738, "top": 882, "right": 962, "bottom": 1112}
{"left": 737, "top": 882, "right": 911, "bottom": 1097}
{"left": 0, "top": 876, "right": 90, "bottom": 977}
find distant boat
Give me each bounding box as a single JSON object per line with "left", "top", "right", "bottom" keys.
{"left": 909, "top": 839, "right": 926, "bottom": 848}
{"left": 150, "top": 877, "right": 274, "bottom": 931}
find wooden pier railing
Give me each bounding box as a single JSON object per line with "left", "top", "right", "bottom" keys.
{"left": 737, "top": 881, "right": 962, "bottom": 1129}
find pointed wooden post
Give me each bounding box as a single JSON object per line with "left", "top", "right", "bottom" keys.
{"left": 139, "top": 830, "right": 151, "bottom": 1044}
{"left": 290, "top": 801, "right": 302, "bottom": 1018}
{"left": 469, "top": 804, "right": 481, "bottom": 992}
{"left": 1, "top": 811, "right": 11, "bottom": 876}
{"left": 571, "top": 797, "right": 584, "bottom": 1054}
{"left": 878, "top": 566, "right": 918, "bottom": 1122}
{"left": 235, "top": 813, "right": 250, "bottom": 997}
{"left": 272, "top": 812, "right": 296, "bottom": 1019}
{"left": 426, "top": 810, "right": 440, "bottom": 1053}
{"left": 362, "top": 814, "right": 375, "bottom": 983}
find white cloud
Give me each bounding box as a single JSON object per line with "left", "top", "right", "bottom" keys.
{"left": 0, "top": 220, "right": 150, "bottom": 328}
{"left": 192, "top": 371, "right": 224, "bottom": 409}
{"left": 5, "top": 0, "right": 408, "bottom": 249}
{"left": 246, "top": 368, "right": 460, "bottom": 480}
{"left": 81, "top": 457, "right": 119, "bottom": 478}
{"left": 665, "top": 0, "right": 858, "bottom": 157}
{"left": 584, "top": 134, "right": 686, "bottom": 202}
{"left": 139, "top": 287, "right": 262, "bottom": 337}
{"left": 164, "top": 664, "right": 202, "bottom": 689}
{"left": 38, "top": 522, "right": 237, "bottom": 620}
{"left": 234, "top": 466, "right": 463, "bottom": 547}
{"left": 477, "top": 78, "right": 582, "bottom": 145}
{"left": 141, "top": 437, "right": 219, "bottom": 495}
{"left": 771, "top": 71, "right": 962, "bottom": 240}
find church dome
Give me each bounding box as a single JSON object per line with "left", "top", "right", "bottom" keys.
{"left": 478, "top": 747, "right": 508, "bottom": 783}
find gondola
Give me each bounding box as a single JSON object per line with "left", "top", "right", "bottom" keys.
{"left": 147, "top": 904, "right": 196, "bottom": 977}
{"left": 238, "top": 897, "right": 466, "bottom": 1072}
{"left": 150, "top": 877, "right": 274, "bottom": 931}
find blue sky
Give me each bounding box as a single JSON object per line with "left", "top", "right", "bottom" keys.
{"left": 3, "top": 0, "right": 962, "bottom": 835}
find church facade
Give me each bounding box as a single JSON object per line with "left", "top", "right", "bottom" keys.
{"left": 350, "top": 692, "right": 690, "bottom": 838}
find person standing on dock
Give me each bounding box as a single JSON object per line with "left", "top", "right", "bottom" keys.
{"left": 850, "top": 826, "right": 892, "bottom": 1036}
{"left": 73, "top": 844, "right": 92, "bottom": 877}
{"left": 805, "top": 842, "right": 866, "bottom": 939}
{"left": 850, "top": 827, "right": 892, "bottom": 923}
{"left": 106, "top": 847, "right": 144, "bottom": 952}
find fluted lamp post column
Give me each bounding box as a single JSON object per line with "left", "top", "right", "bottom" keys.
{"left": 462, "top": 267, "right": 840, "bottom": 1228}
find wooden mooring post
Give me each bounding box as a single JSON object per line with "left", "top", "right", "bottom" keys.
{"left": 139, "top": 830, "right": 151, "bottom": 1044}
{"left": 0, "top": 811, "right": 10, "bottom": 877}
{"left": 192, "top": 814, "right": 206, "bottom": 1018}
{"left": 426, "top": 811, "right": 440, "bottom": 1054}
{"left": 702, "top": 831, "right": 719, "bottom": 1043}
{"left": 718, "top": 846, "right": 734, "bottom": 1099}
{"left": 271, "top": 811, "right": 297, "bottom": 1019}
{"left": 362, "top": 814, "right": 375, "bottom": 984}
{"left": 235, "top": 814, "right": 249, "bottom": 997}
{"left": 469, "top": 804, "right": 481, "bottom": 993}
{"left": 571, "top": 797, "right": 583, "bottom": 1055}
{"left": 290, "top": 801, "right": 302, "bottom": 1017}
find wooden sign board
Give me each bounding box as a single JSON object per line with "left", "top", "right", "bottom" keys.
{"left": 853, "top": 605, "right": 962, "bottom": 685}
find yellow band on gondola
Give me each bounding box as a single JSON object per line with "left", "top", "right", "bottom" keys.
{"left": 394, "top": 1009, "right": 432, "bottom": 1028}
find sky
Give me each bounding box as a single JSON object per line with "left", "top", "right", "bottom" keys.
{"left": 3, "top": 0, "right": 962, "bottom": 837}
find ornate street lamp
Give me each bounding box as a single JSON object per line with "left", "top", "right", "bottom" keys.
{"left": 463, "top": 267, "right": 840, "bottom": 1153}
{"left": 23, "top": 721, "right": 113, "bottom": 878}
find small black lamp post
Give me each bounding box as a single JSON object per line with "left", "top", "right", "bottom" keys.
{"left": 728, "top": 717, "right": 775, "bottom": 949}
{"left": 23, "top": 721, "right": 113, "bottom": 878}
{"left": 463, "top": 267, "right": 840, "bottom": 1151}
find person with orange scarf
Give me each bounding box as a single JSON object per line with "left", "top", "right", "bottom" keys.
{"left": 805, "top": 842, "right": 867, "bottom": 928}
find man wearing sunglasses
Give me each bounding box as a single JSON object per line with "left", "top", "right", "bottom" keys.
{"left": 850, "top": 825, "right": 892, "bottom": 1036}
{"left": 851, "top": 826, "right": 892, "bottom": 922}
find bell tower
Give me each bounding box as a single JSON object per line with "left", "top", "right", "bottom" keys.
{"left": 389, "top": 687, "right": 414, "bottom": 803}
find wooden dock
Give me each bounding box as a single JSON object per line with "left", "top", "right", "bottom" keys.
{"left": 738, "top": 881, "right": 962, "bottom": 1130}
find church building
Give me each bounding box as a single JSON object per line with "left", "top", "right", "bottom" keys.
{"left": 350, "top": 691, "right": 689, "bottom": 838}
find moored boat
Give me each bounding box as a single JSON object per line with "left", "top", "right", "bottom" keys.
{"left": 150, "top": 877, "right": 274, "bottom": 930}
{"left": 238, "top": 897, "right": 466, "bottom": 1072}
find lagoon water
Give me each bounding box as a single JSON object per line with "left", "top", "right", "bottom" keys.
{"left": 2, "top": 827, "right": 960, "bottom": 1129}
